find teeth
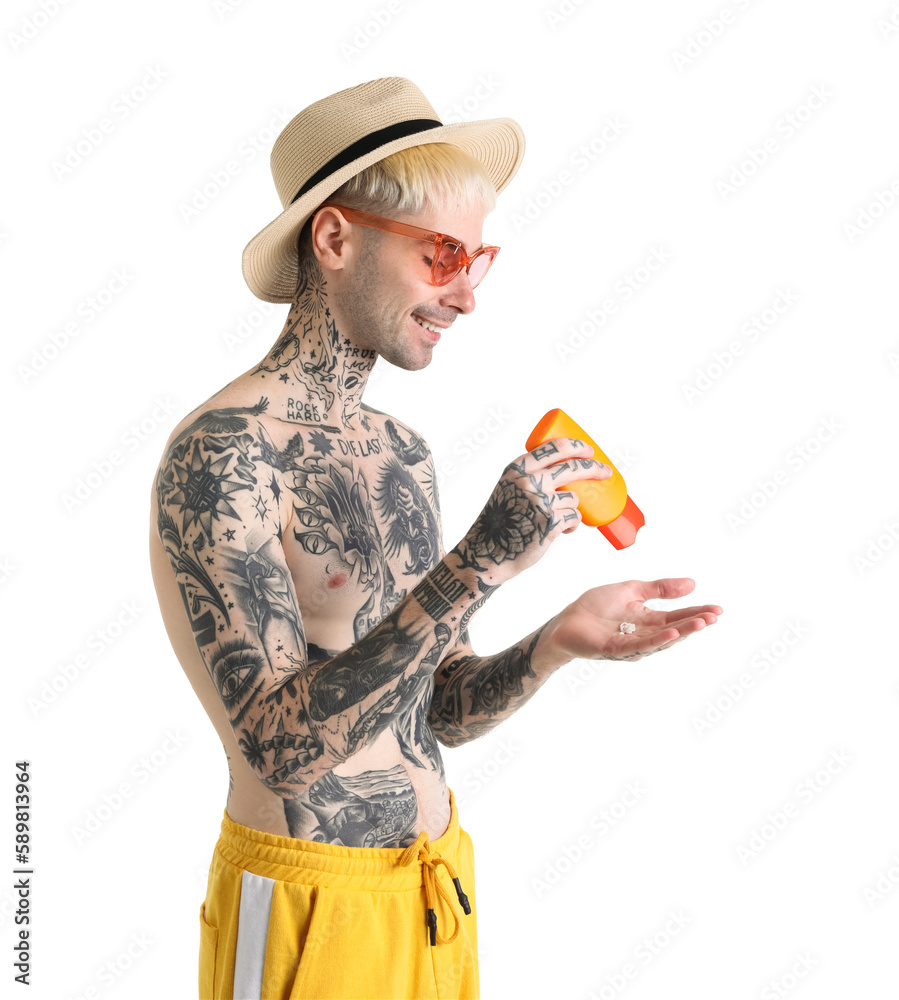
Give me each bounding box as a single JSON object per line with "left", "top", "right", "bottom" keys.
{"left": 413, "top": 314, "right": 442, "bottom": 334}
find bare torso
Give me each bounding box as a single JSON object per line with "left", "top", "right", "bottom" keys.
{"left": 148, "top": 377, "right": 450, "bottom": 846}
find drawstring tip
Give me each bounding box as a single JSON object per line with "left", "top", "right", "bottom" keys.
{"left": 427, "top": 908, "right": 437, "bottom": 946}
{"left": 452, "top": 877, "right": 471, "bottom": 915}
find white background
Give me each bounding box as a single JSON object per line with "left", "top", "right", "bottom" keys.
{"left": 5, "top": 1, "right": 899, "bottom": 997}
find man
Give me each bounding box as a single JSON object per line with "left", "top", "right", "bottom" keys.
{"left": 149, "top": 78, "right": 722, "bottom": 1000}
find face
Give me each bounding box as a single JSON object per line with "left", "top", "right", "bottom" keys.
{"left": 326, "top": 202, "right": 488, "bottom": 371}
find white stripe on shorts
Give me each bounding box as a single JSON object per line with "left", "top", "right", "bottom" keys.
{"left": 232, "top": 871, "right": 275, "bottom": 1000}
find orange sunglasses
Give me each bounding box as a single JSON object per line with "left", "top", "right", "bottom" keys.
{"left": 318, "top": 203, "right": 500, "bottom": 288}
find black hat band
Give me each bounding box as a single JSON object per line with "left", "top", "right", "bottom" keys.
{"left": 290, "top": 118, "right": 443, "bottom": 204}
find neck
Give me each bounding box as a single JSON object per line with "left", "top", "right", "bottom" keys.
{"left": 248, "top": 255, "right": 376, "bottom": 431}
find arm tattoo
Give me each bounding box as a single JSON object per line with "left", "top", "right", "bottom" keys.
{"left": 459, "top": 577, "right": 500, "bottom": 632}
{"left": 430, "top": 624, "right": 551, "bottom": 747}
{"left": 410, "top": 562, "right": 471, "bottom": 621}
{"left": 453, "top": 480, "right": 543, "bottom": 572}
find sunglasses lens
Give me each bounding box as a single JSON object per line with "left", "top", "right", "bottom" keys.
{"left": 434, "top": 242, "right": 464, "bottom": 284}
{"left": 468, "top": 251, "right": 493, "bottom": 289}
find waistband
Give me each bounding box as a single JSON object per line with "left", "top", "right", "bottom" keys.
{"left": 216, "top": 786, "right": 463, "bottom": 892}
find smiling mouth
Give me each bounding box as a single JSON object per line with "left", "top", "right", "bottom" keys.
{"left": 412, "top": 313, "right": 447, "bottom": 334}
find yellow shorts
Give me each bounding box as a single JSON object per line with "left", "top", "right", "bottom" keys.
{"left": 198, "top": 787, "right": 479, "bottom": 999}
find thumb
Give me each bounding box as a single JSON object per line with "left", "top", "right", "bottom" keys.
{"left": 636, "top": 578, "right": 695, "bottom": 601}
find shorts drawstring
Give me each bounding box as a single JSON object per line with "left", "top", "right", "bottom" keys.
{"left": 399, "top": 830, "right": 471, "bottom": 946}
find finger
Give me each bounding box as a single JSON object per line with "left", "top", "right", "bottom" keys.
{"left": 635, "top": 613, "right": 713, "bottom": 636}
{"left": 618, "top": 626, "right": 681, "bottom": 655}
{"left": 670, "top": 612, "right": 717, "bottom": 632}
{"left": 545, "top": 457, "right": 613, "bottom": 488}
{"left": 560, "top": 507, "right": 583, "bottom": 534}
{"left": 646, "top": 634, "right": 687, "bottom": 655}
{"left": 551, "top": 489, "right": 580, "bottom": 506}
{"left": 551, "top": 491, "right": 590, "bottom": 528}
{"left": 634, "top": 578, "right": 696, "bottom": 602}
{"left": 658, "top": 604, "right": 723, "bottom": 624}
{"left": 614, "top": 613, "right": 714, "bottom": 656}
{"left": 517, "top": 437, "right": 596, "bottom": 474}
{"left": 637, "top": 615, "right": 715, "bottom": 651}
{"left": 655, "top": 609, "right": 722, "bottom": 639}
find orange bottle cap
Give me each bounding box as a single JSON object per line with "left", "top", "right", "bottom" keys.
{"left": 597, "top": 495, "right": 645, "bottom": 550}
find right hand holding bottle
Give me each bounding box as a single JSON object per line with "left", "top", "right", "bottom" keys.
{"left": 455, "top": 438, "right": 611, "bottom": 585}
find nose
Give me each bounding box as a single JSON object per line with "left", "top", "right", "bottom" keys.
{"left": 438, "top": 268, "right": 477, "bottom": 315}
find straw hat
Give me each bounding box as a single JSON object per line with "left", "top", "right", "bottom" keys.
{"left": 241, "top": 77, "right": 525, "bottom": 303}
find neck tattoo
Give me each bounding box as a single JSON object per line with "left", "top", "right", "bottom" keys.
{"left": 251, "top": 256, "right": 377, "bottom": 430}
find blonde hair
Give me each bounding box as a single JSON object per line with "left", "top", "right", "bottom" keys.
{"left": 296, "top": 142, "right": 496, "bottom": 263}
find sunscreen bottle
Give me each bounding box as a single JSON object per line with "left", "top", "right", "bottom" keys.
{"left": 526, "top": 408, "right": 645, "bottom": 549}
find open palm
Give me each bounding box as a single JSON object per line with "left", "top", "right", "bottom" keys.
{"left": 553, "top": 578, "right": 723, "bottom": 662}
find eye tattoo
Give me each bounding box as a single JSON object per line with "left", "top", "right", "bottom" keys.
{"left": 211, "top": 639, "right": 266, "bottom": 722}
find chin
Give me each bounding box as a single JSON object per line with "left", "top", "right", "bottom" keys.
{"left": 383, "top": 346, "right": 434, "bottom": 372}
{"left": 402, "top": 356, "right": 433, "bottom": 373}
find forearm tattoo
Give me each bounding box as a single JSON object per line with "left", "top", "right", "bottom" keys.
{"left": 430, "top": 625, "right": 550, "bottom": 747}
{"left": 410, "top": 561, "right": 472, "bottom": 620}
{"left": 459, "top": 576, "right": 500, "bottom": 632}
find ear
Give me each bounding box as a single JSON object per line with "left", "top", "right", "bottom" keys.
{"left": 310, "top": 206, "right": 355, "bottom": 275}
